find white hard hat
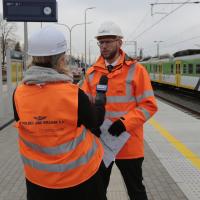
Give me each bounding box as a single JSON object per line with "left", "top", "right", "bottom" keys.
{"left": 28, "top": 26, "right": 67, "bottom": 56}
{"left": 95, "top": 21, "right": 123, "bottom": 39}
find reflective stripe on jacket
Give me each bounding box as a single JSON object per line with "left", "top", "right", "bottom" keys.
{"left": 14, "top": 82, "right": 103, "bottom": 189}
{"left": 82, "top": 50, "right": 158, "bottom": 159}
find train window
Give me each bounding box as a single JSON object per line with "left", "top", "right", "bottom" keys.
{"left": 170, "top": 64, "right": 174, "bottom": 73}
{"left": 183, "top": 64, "right": 187, "bottom": 74}
{"left": 156, "top": 65, "right": 158, "bottom": 73}
{"left": 196, "top": 64, "right": 200, "bottom": 74}
{"left": 150, "top": 64, "right": 152, "bottom": 72}
{"left": 153, "top": 65, "right": 156, "bottom": 73}
{"left": 188, "top": 64, "right": 193, "bottom": 74}
{"left": 159, "top": 65, "right": 162, "bottom": 73}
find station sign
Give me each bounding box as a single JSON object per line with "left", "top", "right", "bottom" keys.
{"left": 3, "top": 0, "right": 57, "bottom": 22}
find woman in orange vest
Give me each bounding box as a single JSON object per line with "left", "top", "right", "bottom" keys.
{"left": 82, "top": 21, "right": 158, "bottom": 200}
{"left": 13, "top": 27, "right": 106, "bottom": 200}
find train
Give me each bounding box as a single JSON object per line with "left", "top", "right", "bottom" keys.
{"left": 2, "top": 60, "right": 23, "bottom": 83}
{"left": 140, "top": 49, "right": 200, "bottom": 92}
{"left": 3, "top": 49, "right": 200, "bottom": 90}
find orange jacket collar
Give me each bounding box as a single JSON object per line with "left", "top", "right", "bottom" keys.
{"left": 92, "top": 49, "right": 136, "bottom": 73}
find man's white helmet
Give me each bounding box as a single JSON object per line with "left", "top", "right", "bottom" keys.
{"left": 28, "top": 26, "right": 67, "bottom": 56}
{"left": 95, "top": 21, "right": 123, "bottom": 39}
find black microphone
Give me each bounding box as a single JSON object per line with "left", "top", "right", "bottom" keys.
{"left": 95, "top": 75, "right": 108, "bottom": 106}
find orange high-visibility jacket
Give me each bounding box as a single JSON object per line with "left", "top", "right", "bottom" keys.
{"left": 14, "top": 82, "right": 103, "bottom": 189}
{"left": 82, "top": 50, "right": 158, "bottom": 159}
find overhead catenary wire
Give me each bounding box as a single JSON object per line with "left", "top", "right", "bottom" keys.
{"left": 164, "top": 35, "right": 200, "bottom": 47}
{"left": 142, "top": 34, "right": 200, "bottom": 57}
{"left": 142, "top": 19, "right": 200, "bottom": 54}
{"left": 163, "top": 22, "right": 200, "bottom": 43}
{"left": 141, "top": 33, "right": 200, "bottom": 57}
{"left": 127, "top": 0, "right": 160, "bottom": 39}
{"left": 131, "top": 0, "right": 192, "bottom": 41}
{"left": 126, "top": 11, "right": 150, "bottom": 39}
{"left": 151, "top": 1, "right": 200, "bottom": 5}
{"left": 126, "top": 0, "right": 199, "bottom": 57}
{"left": 150, "top": 1, "right": 200, "bottom": 16}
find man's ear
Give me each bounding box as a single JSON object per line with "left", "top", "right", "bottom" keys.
{"left": 118, "top": 39, "right": 123, "bottom": 47}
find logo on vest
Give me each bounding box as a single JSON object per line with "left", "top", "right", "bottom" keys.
{"left": 20, "top": 116, "right": 65, "bottom": 126}
{"left": 34, "top": 116, "right": 47, "bottom": 121}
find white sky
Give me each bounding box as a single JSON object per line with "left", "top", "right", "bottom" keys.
{"left": 1, "top": 0, "right": 200, "bottom": 62}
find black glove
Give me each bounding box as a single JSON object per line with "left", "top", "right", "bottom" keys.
{"left": 108, "top": 119, "right": 126, "bottom": 137}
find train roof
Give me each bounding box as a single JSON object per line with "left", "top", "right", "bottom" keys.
{"left": 140, "top": 54, "right": 172, "bottom": 62}
{"left": 173, "top": 49, "right": 200, "bottom": 57}
{"left": 140, "top": 56, "right": 151, "bottom": 61}
{"left": 158, "top": 54, "right": 172, "bottom": 59}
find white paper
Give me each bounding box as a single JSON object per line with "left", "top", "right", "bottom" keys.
{"left": 100, "top": 119, "right": 130, "bottom": 167}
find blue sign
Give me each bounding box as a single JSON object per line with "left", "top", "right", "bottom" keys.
{"left": 3, "top": 0, "right": 57, "bottom": 22}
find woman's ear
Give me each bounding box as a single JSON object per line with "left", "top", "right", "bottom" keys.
{"left": 64, "top": 55, "right": 70, "bottom": 65}
{"left": 58, "top": 55, "right": 65, "bottom": 66}
{"left": 55, "top": 54, "right": 66, "bottom": 71}
{"left": 56, "top": 54, "right": 71, "bottom": 75}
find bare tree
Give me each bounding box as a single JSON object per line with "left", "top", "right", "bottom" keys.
{"left": 0, "top": 14, "right": 17, "bottom": 66}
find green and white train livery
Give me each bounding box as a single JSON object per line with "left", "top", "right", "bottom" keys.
{"left": 140, "top": 49, "right": 200, "bottom": 92}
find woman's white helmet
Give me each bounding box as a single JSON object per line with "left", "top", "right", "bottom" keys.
{"left": 28, "top": 26, "right": 67, "bottom": 56}
{"left": 95, "top": 21, "right": 123, "bottom": 39}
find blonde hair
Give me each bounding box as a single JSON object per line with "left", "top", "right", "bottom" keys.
{"left": 31, "top": 53, "right": 71, "bottom": 76}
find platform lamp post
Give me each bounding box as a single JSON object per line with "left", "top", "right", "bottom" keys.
{"left": 24, "top": 22, "right": 28, "bottom": 70}
{"left": 56, "top": 22, "right": 87, "bottom": 59}
{"left": 88, "top": 39, "right": 94, "bottom": 66}
{"left": 84, "top": 7, "right": 96, "bottom": 69}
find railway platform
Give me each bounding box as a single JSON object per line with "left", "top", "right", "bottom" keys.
{"left": 0, "top": 99, "right": 200, "bottom": 200}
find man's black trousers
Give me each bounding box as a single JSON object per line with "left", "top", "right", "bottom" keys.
{"left": 101, "top": 157, "right": 148, "bottom": 200}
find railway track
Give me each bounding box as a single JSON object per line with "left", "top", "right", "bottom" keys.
{"left": 154, "top": 86, "right": 200, "bottom": 119}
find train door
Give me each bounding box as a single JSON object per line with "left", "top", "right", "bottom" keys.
{"left": 158, "top": 64, "right": 162, "bottom": 82}
{"left": 175, "top": 60, "right": 181, "bottom": 86}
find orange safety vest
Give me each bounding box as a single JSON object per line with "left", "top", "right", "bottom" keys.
{"left": 14, "top": 82, "right": 103, "bottom": 189}
{"left": 82, "top": 50, "right": 158, "bottom": 159}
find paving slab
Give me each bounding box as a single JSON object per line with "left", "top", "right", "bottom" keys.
{"left": 0, "top": 124, "right": 188, "bottom": 200}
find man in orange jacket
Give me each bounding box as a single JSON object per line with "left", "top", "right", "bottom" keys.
{"left": 82, "top": 21, "right": 158, "bottom": 200}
